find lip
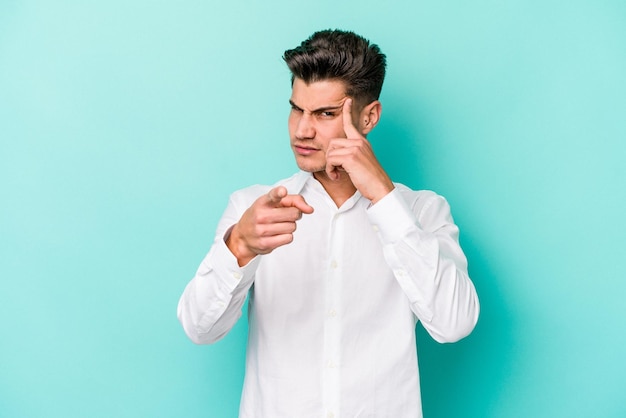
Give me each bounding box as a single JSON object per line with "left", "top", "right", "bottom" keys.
{"left": 294, "top": 144, "right": 320, "bottom": 156}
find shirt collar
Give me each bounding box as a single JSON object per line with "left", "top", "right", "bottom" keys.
{"left": 294, "top": 171, "right": 364, "bottom": 211}
{"left": 283, "top": 170, "right": 312, "bottom": 195}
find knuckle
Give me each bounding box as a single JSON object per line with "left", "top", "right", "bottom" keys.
{"left": 253, "top": 224, "right": 267, "bottom": 237}
{"left": 257, "top": 237, "right": 273, "bottom": 252}
{"left": 290, "top": 208, "right": 302, "bottom": 220}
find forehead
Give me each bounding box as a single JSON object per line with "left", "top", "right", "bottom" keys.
{"left": 290, "top": 78, "right": 347, "bottom": 109}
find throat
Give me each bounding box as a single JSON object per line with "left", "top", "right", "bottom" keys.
{"left": 313, "top": 171, "right": 358, "bottom": 208}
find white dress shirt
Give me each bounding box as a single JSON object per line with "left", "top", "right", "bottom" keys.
{"left": 178, "top": 171, "right": 479, "bottom": 418}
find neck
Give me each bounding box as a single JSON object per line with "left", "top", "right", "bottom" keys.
{"left": 313, "top": 171, "right": 357, "bottom": 208}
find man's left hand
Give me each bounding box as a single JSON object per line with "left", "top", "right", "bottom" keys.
{"left": 325, "top": 98, "right": 395, "bottom": 204}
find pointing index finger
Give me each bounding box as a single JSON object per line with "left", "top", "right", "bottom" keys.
{"left": 267, "top": 186, "right": 287, "bottom": 205}
{"left": 342, "top": 98, "right": 361, "bottom": 139}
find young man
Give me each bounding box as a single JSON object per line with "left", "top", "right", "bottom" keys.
{"left": 178, "top": 29, "right": 479, "bottom": 417}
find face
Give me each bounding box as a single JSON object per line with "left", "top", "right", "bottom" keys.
{"left": 288, "top": 78, "right": 355, "bottom": 174}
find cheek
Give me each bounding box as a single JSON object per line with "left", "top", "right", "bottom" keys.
{"left": 319, "top": 120, "right": 346, "bottom": 141}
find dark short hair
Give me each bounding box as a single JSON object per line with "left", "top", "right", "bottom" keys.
{"left": 283, "top": 29, "right": 386, "bottom": 105}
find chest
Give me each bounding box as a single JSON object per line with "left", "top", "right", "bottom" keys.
{"left": 255, "top": 204, "right": 396, "bottom": 305}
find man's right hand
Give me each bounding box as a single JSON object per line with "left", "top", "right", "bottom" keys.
{"left": 226, "top": 186, "right": 314, "bottom": 266}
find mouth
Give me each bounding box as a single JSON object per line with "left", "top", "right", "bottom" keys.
{"left": 294, "top": 144, "right": 320, "bottom": 156}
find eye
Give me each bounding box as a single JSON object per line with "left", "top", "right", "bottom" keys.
{"left": 318, "top": 111, "right": 338, "bottom": 119}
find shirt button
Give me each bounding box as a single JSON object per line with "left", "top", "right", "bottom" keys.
{"left": 330, "top": 260, "right": 338, "bottom": 269}
{"left": 232, "top": 272, "right": 242, "bottom": 280}
{"left": 372, "top": 224, "right": 379, "bottom": 232}
{"left": 327, "top": 412, "right": 335, "bottom": 418}
{"left": 328, "top": 309, "right": 337, "bottom": 317}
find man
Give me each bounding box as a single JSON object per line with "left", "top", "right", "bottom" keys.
{"left": 178, "top": 29, "right": 479, "bottom": 418}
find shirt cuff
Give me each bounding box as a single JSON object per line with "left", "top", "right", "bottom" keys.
{"left": 367, "top": 188, "right": 419, "bottom": 244}
{"left": 203, "top": 233, "right": 260, "bottom": 293}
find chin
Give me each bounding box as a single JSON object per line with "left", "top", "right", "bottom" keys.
{"left": 294, "top": 158, "right": 326, "bottom": 174}
{"left": 298, "top": 166, "right": 323, "bottom": 174}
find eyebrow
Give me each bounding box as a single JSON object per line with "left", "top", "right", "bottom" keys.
{"left": 289, "top": 100, "right": 343, "bottom": 114}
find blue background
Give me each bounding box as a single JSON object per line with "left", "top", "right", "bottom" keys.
{"left": 1, "top": 1, "right": 625, "bottom": 417}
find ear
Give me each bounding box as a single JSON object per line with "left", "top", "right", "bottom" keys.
{"left": 358, "top": 100, "right": 382, "bottom": 136}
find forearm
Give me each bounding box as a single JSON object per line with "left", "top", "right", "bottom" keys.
{"left": 177, "top": 235, "right": 259, "bottom": 344}
{"left": 369, "top": 188, "right": 480, "bottom": 343}
{"left": 385, "top": 233, "right": 479, "bottom": 342}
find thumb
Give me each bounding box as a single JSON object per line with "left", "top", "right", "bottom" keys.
{"left": 276, "top": 193, "right": 315, "bottom": 214}
{"left": 284, "top": 195, "right": 314, "bottom": 214}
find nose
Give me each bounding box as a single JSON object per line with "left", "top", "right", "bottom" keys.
{"left": 295, "top": 113, "right": 315, "bottom": 140}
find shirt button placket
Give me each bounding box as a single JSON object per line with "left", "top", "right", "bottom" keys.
{"left": 323, "top": 210, "right": 342, "bottom": 416}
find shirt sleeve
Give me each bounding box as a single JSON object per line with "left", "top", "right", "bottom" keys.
{"left": 367, "top": 187, "right": 480, "bottom": 343}
{"left": 177, "top": 194, "right": 261, "bottom": 345}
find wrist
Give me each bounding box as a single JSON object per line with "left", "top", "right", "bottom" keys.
{"left": 225, "top": 224, "right": 256, "bottom": 267}
{"left": 370, "top": 180, "right": 395, "bottom": 205}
